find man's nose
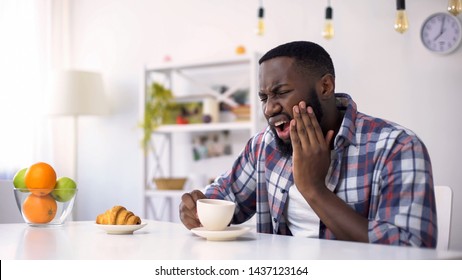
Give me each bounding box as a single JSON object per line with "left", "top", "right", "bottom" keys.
{"left": 264, "top": 98, "right": 282, "bottom": 117}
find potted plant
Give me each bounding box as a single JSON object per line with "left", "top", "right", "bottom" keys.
{"left": 140, "top": 82, "right": 188, "bottom": 190}
{"left": 140, "top": 82, "right": 173, "bottom": 154}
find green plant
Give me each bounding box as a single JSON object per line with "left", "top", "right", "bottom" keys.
{"left": 140, "top": 82, "right": 173, "bottom": 153}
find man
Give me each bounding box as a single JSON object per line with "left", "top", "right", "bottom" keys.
{"left": 179, "top": 41, "right": 437, "bottom": 247}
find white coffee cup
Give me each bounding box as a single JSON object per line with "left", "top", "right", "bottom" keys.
{"left": 196, "top": 199, "right": 235, "bottom": 231}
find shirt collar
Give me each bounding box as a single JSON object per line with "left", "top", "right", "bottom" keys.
{"left": 333, "top": 93, "right": 358, "bottom": 149}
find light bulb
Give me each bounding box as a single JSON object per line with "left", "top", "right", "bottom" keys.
{"left": 448, "top": 0, "right": 462, "bottom": 16}
{"left": 394, "top": 0, "right": 409, "bottom": 34}
{"left": 256, "top": 7, "right": 265, "bottom": 36}
{"left": 322, "top": 6, "right": 334, "bottom": 39}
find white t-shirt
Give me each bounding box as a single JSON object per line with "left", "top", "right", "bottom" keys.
{"left": 286, "top": 151, "right": 337, "bottom": 237}
{"left": 285, "top": 185, "right": 320, "bottom": 238}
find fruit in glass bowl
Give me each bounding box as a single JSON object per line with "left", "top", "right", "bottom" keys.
{"left": 12, "top": 162, "right": 78, "bottom": 227}
{"left": 14, "top": 188, "right": 77, "bottom": 226}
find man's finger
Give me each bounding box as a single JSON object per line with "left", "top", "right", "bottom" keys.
{"left": 180, "top": 191, "right": 205, "bottom": 229}
{"left": 179, "top": 205, "right": 201, "bottom": 229}
{"left": 293, "top": 104, "right": 310, "bottom": 148}
{"left": 301, "top": 104, "right": 323, "bottom": 148}
{"left": 290, "top": 119, "right": 302, "bottom": 152}
{"left": 190, "top": 189, "right": 206, "bottom": 201}
{"left": 181, "top": 192, "right": 197, "bottom": 210}
{"left": 307, "top": 106, "right": 325, "bottom": 145}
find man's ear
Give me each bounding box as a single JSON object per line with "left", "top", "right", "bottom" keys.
{"left": 319, "top": 74, "right": 335, "bottom": 100}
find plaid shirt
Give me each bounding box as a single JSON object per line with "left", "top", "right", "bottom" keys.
{"left": 205, "top": 93, "right": 437, "bottom": 247}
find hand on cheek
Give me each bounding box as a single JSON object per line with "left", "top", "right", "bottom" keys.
{"left": 290, "top": 101, "right": 334, "bottom": 194}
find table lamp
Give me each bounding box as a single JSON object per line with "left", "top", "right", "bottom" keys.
{"left": 48, "top": 70, "right": 109, "bottom": 220}
{"left": 48, "top": 70, "right": 108, "bottom": 116}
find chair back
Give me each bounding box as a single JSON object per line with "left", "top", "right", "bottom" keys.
{"left": 0, "top": 180, "right": 23, "bottom": 223}
{"left": 434, "top": 185, "right": 453, "bottom": 250}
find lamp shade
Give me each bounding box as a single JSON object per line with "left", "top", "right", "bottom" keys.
{"left": 48, "top": 70, "right": 108, "bottom": 116}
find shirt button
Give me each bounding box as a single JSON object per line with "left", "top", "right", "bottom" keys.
{"left": 273, "top": 218, "right": 277, "bottom": 223}
{"left": 281, "top": 189, "right": 286, "bottom": 193}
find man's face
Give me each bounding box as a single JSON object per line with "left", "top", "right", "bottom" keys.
{"left": 258, "top": 57, "right": 324, "bottom": 157}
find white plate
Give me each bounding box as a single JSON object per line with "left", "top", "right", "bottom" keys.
{"left": 95, "top": 222, "right": 147, "bottom": 235}
{"left": 191, "top": 226, "right": 251, "bottom": 241}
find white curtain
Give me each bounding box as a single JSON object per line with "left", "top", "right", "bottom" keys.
{"left": 0, "top": 0, "right": 55, "bottom": 178}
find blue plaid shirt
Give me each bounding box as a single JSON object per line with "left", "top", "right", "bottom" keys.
{"left": 205, "top": 93, "right": 436, "bottom": 247}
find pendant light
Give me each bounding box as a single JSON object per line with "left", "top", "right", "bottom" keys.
{"left": 448, "top": 0, "right": 462, "bottom": 16}
{"left": 394, "top": 0, "right": 409, "bottom": 34}
{"left": 322, "top": 1, "right": 334, "bottom": 40}
{"left": 256, "top": 0, "right": 265, "bottom": 36}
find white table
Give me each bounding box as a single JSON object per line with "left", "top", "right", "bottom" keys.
{"left": 1, "top": 220, "right": 461, "bottom": 260}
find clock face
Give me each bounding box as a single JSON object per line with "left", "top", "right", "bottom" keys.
{"left": 420, "top": 12, "right": 462, "bottom": 54}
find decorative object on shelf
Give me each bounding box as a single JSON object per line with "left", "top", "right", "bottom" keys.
{"left": 256, "top": 0, "right": 265, "bottom": 36}
{"left": 164, "top": 101, "right": 202, "bottom": 125}
{"left": 235, "top": 45, "right": 246, "bottom": 55}
{"left": 163, "top": 55, "right": 172, "bottom": 62}
{"left": 420, "top": 12, "right": 462, "bottom": 54}
{"left": 192, "top": 131, "right": 232, "bottom": 161}
{"left": 448, "top": 0, "right": 462, "bottom": 16}
{"left": 140, "top": 82, "right": 173, "bottom": 153}
{"left": 202, "top": 98, "right": 219, "bottom": 123}
{"left": 232, "top": 105, "right": 251, "bottom": 121}
{"left": 322, "top": 0, "right": 334, "bottom": 40}
{"left": 394, "top": 0, "right": 409, "bottom": 34}
{"left": 154, "top": 177, "right": 187, "bottom": 190}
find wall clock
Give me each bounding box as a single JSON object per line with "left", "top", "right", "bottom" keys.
{"left": 420, "top": 12, "right": 462, "bottom": 54}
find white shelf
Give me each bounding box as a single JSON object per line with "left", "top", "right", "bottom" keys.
{"left": 145, "top": 55, "right": 254, "bottom": 72}
{"left": 154, "top": 121, "right": 253, "bottom": 133}
{"left": 145, "top": 189, "right": 184, "bottom": 197}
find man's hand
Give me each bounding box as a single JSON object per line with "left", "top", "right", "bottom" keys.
{"left": 290, "top": 101, "right": 334, "bottom": 196}
{"left": 289, "top": 101, "right": 369, "bottom": 242}
{"left": 179, "top": 190, "right": 206, "bottom": 229}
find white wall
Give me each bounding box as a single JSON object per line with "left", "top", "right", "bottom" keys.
{"left": 68, "top": 0, "right": 462, "bottom": 250}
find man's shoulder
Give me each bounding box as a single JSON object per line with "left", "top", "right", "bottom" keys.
{"left": 354, "top": 112, "right": 427, "bottom": 150}
{"left": 356, "top": 112, "right": 416, "bottom": 136}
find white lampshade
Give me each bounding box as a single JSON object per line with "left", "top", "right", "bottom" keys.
{"left": 48, "top": 70, "right": 108, "bottom": 116}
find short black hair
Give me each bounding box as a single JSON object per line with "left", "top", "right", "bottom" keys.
{"left": 259, "top": 41, "right": 335, "bottom": 78}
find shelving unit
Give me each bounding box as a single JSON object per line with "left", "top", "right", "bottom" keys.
{"left": 140, "top": 53, "right": 264, "bottom": 221}
{"left": 154, "top": 122, "right": 253, "bottom": 133}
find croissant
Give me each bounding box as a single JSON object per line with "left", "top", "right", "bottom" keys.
{"left": 96, "top": 205, "right": 141, "bottom": 225}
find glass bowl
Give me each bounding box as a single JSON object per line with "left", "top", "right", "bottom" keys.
{"left": 13, "top": 188, "right": 77, "bottom": 227}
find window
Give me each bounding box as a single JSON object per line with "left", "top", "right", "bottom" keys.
{"left": 0, "top": 0, "right": 51, "bottom": 178}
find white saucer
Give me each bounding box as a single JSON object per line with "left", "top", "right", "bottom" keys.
{"left": 95, "top": 222, "right": 147, "bottom": 235}
{"left": 191, "top": 226, "right": 251, "bottom": 241}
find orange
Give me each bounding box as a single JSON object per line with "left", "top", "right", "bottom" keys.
{"left": 24, "top": 162, "right": 57, "bottom": 196}
{"left": 22, "top": 194, "right": 57, "bottom": 224}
